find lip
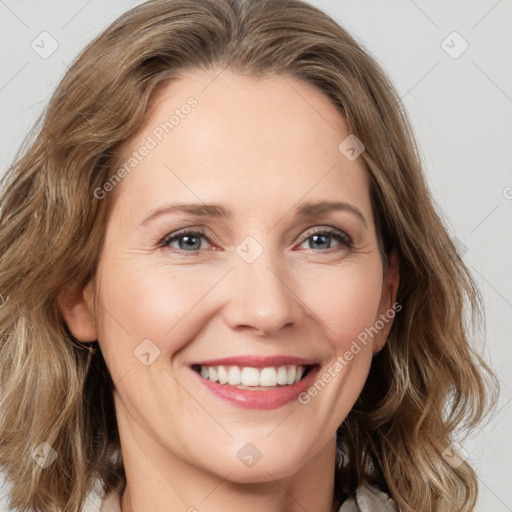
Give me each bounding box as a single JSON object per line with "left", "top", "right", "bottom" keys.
{"left": 190, "top": 355, "right": 318, "bottom": 368}
{"left": 191, "top": 363, "right": 321, "bottom": 410}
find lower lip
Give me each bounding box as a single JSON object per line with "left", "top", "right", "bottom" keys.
{"left": 191, "top": 366, "right": 320, "bottom": 410}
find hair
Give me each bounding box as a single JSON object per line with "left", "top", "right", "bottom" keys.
{"left": 0, "top": 0, "right": 499, "bottom": 511}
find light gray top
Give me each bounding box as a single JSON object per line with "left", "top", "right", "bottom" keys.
{"left": 338, "top": 481, "right": 398, "bottom": 511}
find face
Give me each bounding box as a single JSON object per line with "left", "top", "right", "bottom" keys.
{"left": 61, "top": 69, "right": 399, "bottom": 484}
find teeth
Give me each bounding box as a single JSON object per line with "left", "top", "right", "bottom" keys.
{"left": 259, "top": 367, "right": 277, "bottom": 387}
{"left": 208, "top": 367, "right": 218, "bottom": 382}
{"left": 228, "top": 366, "right": 241, "bottom": 385}
{"left": 241, "top": 367, "right": 260, "bottom": 386}
{"left": 197, "top": 364, "right": 308, "bottom": 387}
{"left": 276, "top": 366, "right": 288, "bottom": 385}
{"left": 286, "top": 365, "right": 296, "bottom": 385}
{"left": 218, "top": 366, "right": 229, "bottom": 384}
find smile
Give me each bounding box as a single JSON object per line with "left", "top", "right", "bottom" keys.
{"left": 189, "top": 355, "right": 321, "bottom": 410}
{"left": 191, "top": 364, "right": 312, "bottom": 388}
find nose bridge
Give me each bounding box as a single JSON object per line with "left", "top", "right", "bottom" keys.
{"left": 223, "top": 235, "right": 300, "bottom": 334}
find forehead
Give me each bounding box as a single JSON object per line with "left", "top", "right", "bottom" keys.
{"left": 111, "top": 69, "right": 373, "bottom": 228}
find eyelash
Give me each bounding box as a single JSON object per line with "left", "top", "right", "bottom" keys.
{"left": 159, "top": 226, "right": 353, "bottom": 256}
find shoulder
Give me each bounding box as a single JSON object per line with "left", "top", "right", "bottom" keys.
{"left": 338, "top": 481, "right": 398, "bottom": 512}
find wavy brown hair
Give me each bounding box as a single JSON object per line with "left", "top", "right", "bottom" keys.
{"left": 0, "top": 0, "right": 498, "bottom": 511}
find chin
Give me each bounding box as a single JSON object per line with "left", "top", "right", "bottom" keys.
{"left": 226, "top": 446, "right": 310, "bottom": 484}
{"left": 223, "top": 460, "right": 303, "bottom": 484}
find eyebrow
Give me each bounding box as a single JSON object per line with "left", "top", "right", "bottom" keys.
{"left": 138, "top": 200, "right": 368, "bottom": 228}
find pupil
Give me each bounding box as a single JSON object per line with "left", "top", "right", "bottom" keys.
{"left": 312, "top": 234, "right": 329, "bottom": 249}
{"left": 181, "top": 235, "right": 200, "bottom": 250}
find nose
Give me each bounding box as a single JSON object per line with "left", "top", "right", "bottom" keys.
{"left": 222, "top": 245, "right": 302, "bottom": 336}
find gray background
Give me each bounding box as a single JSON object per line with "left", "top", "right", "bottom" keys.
{"left": 1, "top": 1, "right": 511, "bottom": 511}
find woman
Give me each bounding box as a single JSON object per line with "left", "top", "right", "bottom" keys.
{"left": 0, "top": 1, "right": 498, "bottom": 511}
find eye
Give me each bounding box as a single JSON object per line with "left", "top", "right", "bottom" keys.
{"left": 160, "top": 226, "right": 353, "bottom": 256}
{"left": 296, "top": 227, "right": 353, "bottom": 252}
{"left": 160, "top": 228, "right": 213, "bottom": 254}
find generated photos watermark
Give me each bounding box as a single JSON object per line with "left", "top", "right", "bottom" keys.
{"left": 94, "top": 96, "right": 198, "bottom": 200}
{"left": 298, "top": 302, "right": 402, "bottom": 405}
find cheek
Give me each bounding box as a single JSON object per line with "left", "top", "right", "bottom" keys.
{"left": 303, "top": 262, "right": 383, "bottom": 350}
{"left": 95, "top": 257, "right": 216, "bottom": 357}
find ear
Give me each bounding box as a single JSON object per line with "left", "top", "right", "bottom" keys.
{"left": 372, "top": 247, "right": 400, "bottom": 355}
{"left": 57, "top": 279, "right": 97, "bottom": 342}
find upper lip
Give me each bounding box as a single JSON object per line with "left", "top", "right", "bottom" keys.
{"left": 191, "top": 355, "right": 318, "bottom": 368}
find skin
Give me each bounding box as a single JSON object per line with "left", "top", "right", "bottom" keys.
{"left": 59, "top": 68, "right": 399, "bottom": 512}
